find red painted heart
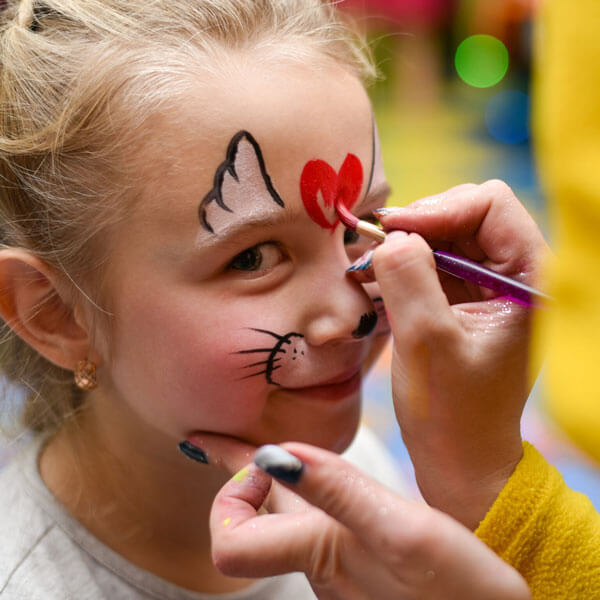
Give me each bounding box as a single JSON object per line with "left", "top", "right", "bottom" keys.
{"left": 300, "top": 153, "right": 363, "bottom": 230}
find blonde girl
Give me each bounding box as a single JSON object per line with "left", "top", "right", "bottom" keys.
{"left": 0, "top": 1, "right": 534, "bottom": 598}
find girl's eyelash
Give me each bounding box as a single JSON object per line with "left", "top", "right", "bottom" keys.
{"left": 343, "top": 214, "right": 380, "bottom": 245}
{"left": 360, "top": 214, "right": 380, "bottom": 226}
{"left": 228, "top": 245, "right": 263, "bottom": 271}
{"left": 226, "top": 241, "right": 284, "bottom": 273}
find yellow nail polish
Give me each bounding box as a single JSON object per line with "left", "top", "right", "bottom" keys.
{"left": 223, "top": 517, "right": 232, "bottom": 527}
{"left": 232, "top": 467, "right": 249, "bottom": 482}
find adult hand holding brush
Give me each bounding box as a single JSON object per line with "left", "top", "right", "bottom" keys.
{"left": 185, "top": 180, "right": 546, "bottom": 599}
{"left": 364, "top": 179, "right": 550, "bottom": 530}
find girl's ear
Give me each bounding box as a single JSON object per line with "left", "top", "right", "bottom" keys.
{"left": 0, "top": 249, "right": 95, "bottom": 371}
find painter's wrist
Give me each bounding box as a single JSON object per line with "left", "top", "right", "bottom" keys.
{"left": 407, "top": 436, "right": 523, "bottom": 529}
{"left": 417, "top": 463, "right": 517, "bottom": 530}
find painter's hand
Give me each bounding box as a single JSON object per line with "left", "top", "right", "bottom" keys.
{"left": 369, "top": 180, "right": 550, "bottom": 529}
{"left": 207, "top": 441, "right": 530, "bottom": 600}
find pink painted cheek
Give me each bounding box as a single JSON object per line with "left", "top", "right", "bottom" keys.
{"left": 172, "top": 330, "right": 272, "bottom": 432}
{"left": 113, "top": 307, "right": 270, "bottom": 436}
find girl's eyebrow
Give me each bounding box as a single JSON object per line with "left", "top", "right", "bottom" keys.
{"left": 194, "top": 205, "right": 300, "bottom": 249}
{"left": 195, "top": 181, "right": 392, "bottom": 250}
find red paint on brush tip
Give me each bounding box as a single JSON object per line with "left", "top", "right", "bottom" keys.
{"left": 335, "top": 199, "right": 359, "bottom": 230}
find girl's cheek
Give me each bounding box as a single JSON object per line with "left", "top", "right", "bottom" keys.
{"left": 172, "top": 321, "right": 289, "bottom": 428}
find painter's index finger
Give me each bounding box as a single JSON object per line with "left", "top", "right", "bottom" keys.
{"left": 210, "top": 462, "right": 271, "bottom": 533}
{"left": 210, "top": 462, "right": 338, "bottom": 579}
{"left": 378, "top": 181, "right": 544, "bottom": 266}
{"left": 186, "top": 432, "right": 257, "bottom": 477}
{"left": 255, "top": 443, "right": 420, "bottom": 560}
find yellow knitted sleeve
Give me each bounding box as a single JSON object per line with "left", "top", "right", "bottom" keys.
{"left": 475, "top": 442, "right": 600, "bottom": 599}
{"left": 532, "top": 0, "right": 600, "bottom": 464}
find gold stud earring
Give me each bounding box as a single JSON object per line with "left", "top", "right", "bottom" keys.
{"left": 74, "top": 359, "right": 98, "bottom": 391}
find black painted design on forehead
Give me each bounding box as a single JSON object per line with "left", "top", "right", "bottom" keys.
{"left": 365, "top": 113, "right": 376, "bottom": 197}
{"left": 199, "top": 130, "right": 285, "bottom": 233}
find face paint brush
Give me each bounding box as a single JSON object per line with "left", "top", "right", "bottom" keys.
{"left": 336, "top": 200, "right": 550, "bottom": 307}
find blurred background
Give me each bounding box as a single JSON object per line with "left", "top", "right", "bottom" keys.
{"left": 2, "top": 0, "right": 600, "bottom": 511}
{"left": 337, "top": 0, "right": 600, "bottom": 507}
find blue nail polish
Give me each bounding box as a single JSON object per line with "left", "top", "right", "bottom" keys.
{"left": 372, "top": 208, "right": 389, "bottom": 216}
{"left": 357, "top": 256, "right": 372, "bottom": 271}
{"left": 254, "top": 444, "right": 304, "bottom": 484}
{"left": 347, "top": 249, "right": 373, "bottom": 273}
{"left": 178, "top": 441, "right": 209, "bottom": 464}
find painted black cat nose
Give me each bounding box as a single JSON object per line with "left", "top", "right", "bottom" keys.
{"left": 351, "top": 311, "right": 378, "bottom": 339}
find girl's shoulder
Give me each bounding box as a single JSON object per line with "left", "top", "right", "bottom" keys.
{"left": 0, "top": 440, "right": 102, "bottom": 599}
{"left": 0, "top": 440, "right": 313, "bottom": 600}
{"left": 0, "top": 440, "right": 53, "bottom": 557}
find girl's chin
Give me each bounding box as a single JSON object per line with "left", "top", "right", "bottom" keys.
{"left": 249, "top": 419, "right": 360, "bottom": 455}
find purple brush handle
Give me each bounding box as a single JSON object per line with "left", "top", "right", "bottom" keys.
{"left": 433, "top": 250, "right": 549, "bottom": 306}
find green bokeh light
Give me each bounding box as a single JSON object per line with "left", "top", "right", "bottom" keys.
{"left": 455, "top": 35, "right": 509, "bottom": 88}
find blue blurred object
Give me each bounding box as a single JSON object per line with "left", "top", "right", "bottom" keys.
{"left": 555, "top": 459, "right": 600, "bottom": 512}
{"left": 485, "top": 89, "right": 530, "bottom": 144}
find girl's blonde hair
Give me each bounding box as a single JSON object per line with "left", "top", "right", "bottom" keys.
{"left": 0, "top": 0, "right": 375, "bottom": 435}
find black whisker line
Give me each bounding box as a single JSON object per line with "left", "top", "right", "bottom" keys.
{"left": 238, "top": 369, "right": 268, "bottom": 380}
{"left": 248, "top": 328, "right": 285, "bottom": 340}
{"left": 238, "top": 365, "right": 281, "bottom": 381}
{"left": 235, "top": 330, "right": 304, "bottom": 386}
{"left": 242, "top": 358, "right": 281, "bottom": 369}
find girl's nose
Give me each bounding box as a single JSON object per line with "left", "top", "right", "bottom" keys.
{"left": 300, "top": 263, "right": 377, "bottom": 347}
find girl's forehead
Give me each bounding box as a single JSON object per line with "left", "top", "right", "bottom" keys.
{"left": 191, "top": 127, "right": 385, "bottom": 258}
{"left": 136, "top": 61, "right": 376, "bottom": 232}
{"left": 169, "top": 59, "right": 373, "bottom": 165}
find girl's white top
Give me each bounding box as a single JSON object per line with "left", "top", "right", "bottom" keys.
{"left": 0, "top": 426, "right": 408, "bottom": 599}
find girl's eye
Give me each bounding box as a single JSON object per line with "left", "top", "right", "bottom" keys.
{"left": 343, "top": 228, "right": 360, "bottom": 245}
{"left": 343, "top": 216, "right": 380, "bottom": 247}
{"left": 228, "top": 242, "right": 283, "bottom": 273}
{"left": 344, "top": 215, "right": 379, "bottom": 261}
{"left": 230, "top": 247, "right": 262, "bottom": 271}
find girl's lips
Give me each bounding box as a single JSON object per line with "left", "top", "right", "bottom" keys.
{"left": 281, "top": 369, "right": 362, "bottom": 401}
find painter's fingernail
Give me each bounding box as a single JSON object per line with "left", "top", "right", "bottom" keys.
{"left": 178, "top": 440, "right": 209, "bottom": 464}
{"left": 254, "top": 445, "right": 304, "bottom": 484}
{"left": 346, "top": 249, "right": 374, "bottom": 273}
{"left": 372, "top": 208, "right": 389, "bottom": 216}
{"left": 373, "top": 207, "right": 403, "bottom": 217}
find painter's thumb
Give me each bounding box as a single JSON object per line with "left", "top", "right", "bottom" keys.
{"left": 373, "top": 230, "right": 457, "bottom": 342}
